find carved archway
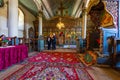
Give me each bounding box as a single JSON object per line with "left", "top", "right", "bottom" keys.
{"left": 87, "top": 0, "right": 115, "bottom": 50}
{"left": 87, "top": 0, "right": 115, "bottom": 28}
{"left": 87, "top": 0, "right": 117, "bottom": 53}
{"left": 89, "top": 1, "right": 114, "bottom": 29}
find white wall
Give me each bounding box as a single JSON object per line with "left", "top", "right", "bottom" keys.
{"left": 0, "top": 5, "right": 8, "bottom": 36}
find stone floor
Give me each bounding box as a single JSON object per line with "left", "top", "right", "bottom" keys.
{"left": 87, "top": 64, "right": 120, "bottom": 80}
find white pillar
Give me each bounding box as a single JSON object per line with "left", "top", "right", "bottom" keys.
{"left": 8, "top": 0, "right": 18, "bottom": 37}
{"left": 82, "top": 9, "right": 87, "bottom": 39}
{"left": 38, "top": 13, "right": 42, "bottom": 37}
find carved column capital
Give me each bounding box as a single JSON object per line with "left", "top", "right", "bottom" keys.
{"left": 38, "top": 11, "right": 43, "bottom": 17}
{"left": 82, "top": 8, "right": 88, "bottom": 15}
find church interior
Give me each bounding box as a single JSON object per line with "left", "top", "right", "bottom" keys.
{"left": 0, "top": 0, "right": 120, "bottom": 80}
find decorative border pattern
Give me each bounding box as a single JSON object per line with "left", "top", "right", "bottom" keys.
{"left": 105, "top": 1, "right": 119, "bottom": 28}
{"left": 4, "top": 52, "right": 93, "bottom": 80}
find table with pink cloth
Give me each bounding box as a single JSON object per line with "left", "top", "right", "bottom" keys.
{"left": 0, "top": 45, "right": 28, "bottom": 70}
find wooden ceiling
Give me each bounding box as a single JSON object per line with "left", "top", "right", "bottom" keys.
{"left": 19, "top": 0, "right": 84, "bottom": 19}
{"left": 45, "top": 0, "right": 76, "bottom": 16}
{"left": 42, "top": 0, "right": 84, "bottom": 19}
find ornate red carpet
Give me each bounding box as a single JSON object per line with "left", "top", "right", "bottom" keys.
{"left": 4, "top": 52, "right": 93, "bottom": 80}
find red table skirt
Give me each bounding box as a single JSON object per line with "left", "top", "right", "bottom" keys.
{"left": 0, "top": 45, "right": 28, "bottom": 70}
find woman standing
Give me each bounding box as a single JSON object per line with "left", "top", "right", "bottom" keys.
{"left": 51, "top": 33, "right": 56, "bottom": 50}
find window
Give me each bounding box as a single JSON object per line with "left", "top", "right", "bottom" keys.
{"left": 18, "top": 8, "right": 24, "bottom": 37}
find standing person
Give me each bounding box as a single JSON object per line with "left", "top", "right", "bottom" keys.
{"left": 52, "top": 33, "right": 56, "bottom": 50}
{"left": 47, "top": 35, "right": 51, "bottom": 50}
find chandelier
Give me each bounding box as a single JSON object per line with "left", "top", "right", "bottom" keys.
{"left": 56, "top": 18, "right": 65, "bottom": 29}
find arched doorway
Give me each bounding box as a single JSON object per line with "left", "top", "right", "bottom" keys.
{"left": 88, "top": 1, "right": 116, "bottom": 54}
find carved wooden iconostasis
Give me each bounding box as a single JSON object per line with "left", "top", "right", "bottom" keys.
{"left": 88, "top": 0, "right": 117, "bottom": 55}
{"left": 32, "top": 0, "right": 82, "bottom": 46}
{"left": 33, "top": 17, "right": 81, "bottom": 46}
{"left": 41, "top": 16, "right": 82, "bottom": 45}
{"left": 43, "top": 27, "right": 81, "bottom": 45}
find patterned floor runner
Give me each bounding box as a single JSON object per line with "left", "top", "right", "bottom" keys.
{"left": 4, "top": 52, "right": 93, "bottom": 80}
{"left": 26, "top": 52, "right": 80, "bottom": 64}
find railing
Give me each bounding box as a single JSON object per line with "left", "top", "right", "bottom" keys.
{"left": 23, "top": 38, "right": 45, "bottom": 52}
{"left": 0, "top": 37, "right": 46, "bottom": 52}
{"left": 0, "top": 37, "right": 81, "bottom": 52}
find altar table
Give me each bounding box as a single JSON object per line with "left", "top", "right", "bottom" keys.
{"left": 0, "top": 45, "right": 28, "bottom": 70}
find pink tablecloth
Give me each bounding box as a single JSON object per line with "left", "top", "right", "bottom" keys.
{"left": 0, "top": 45, "right": 28, "bottom": 70}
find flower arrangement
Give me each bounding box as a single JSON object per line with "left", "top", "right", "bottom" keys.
{"left": 0, "top": 35, "right": 11, "bottom": 47}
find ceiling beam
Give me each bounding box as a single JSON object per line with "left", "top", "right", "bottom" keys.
{"left": 33, "top": 0, "right": 42, "bottom": 11}
{"left": 85, "top": 0, "right": 90, "bottom": 8}
{"left": 72, "top": 0, "right": 82, "bottom": 17}
{"left": 41, "top": 0, "right": 53, "bottom": 18}
{"left": 33, "top": 0, "right": 50, "bottom": 19}
{"left": 42, "top": 7, "right": 50, "bottom": 19}
{"left": 75, "top": 10, "right": 82, "bottom": 18}
{"left": 74, "top": 0, "right": 83, "bottom": 18}
{"left": 41, "top": 0, "right": 51, "bottom": 19}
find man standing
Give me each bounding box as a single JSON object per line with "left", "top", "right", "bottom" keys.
{"left": 52, "top": 33, "right": 56, "bottom": 50}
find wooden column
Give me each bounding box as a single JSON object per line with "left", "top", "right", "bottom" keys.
{"left": 82, "top": 9, "right": 87, "bottom": 39}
